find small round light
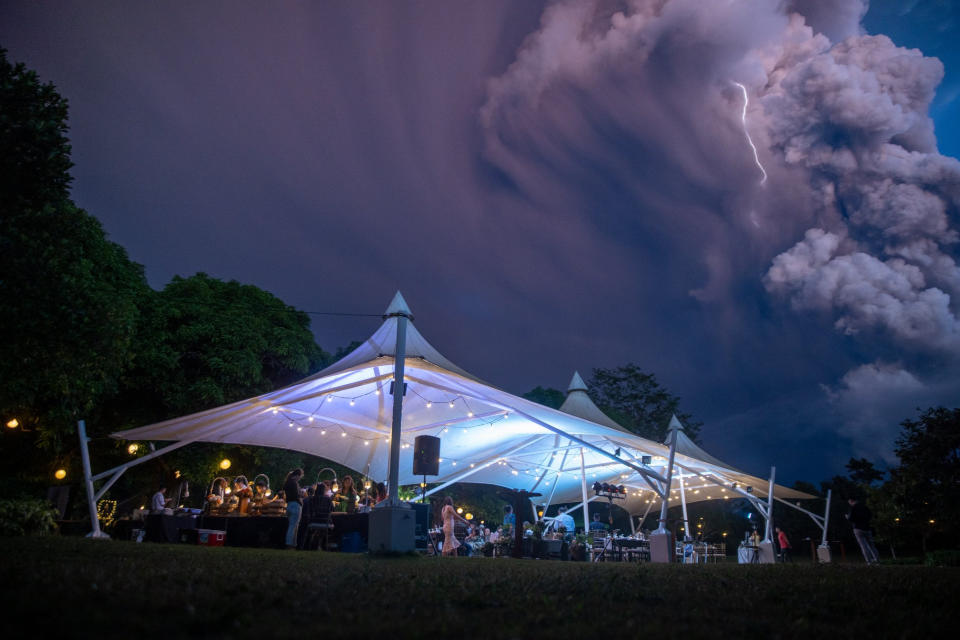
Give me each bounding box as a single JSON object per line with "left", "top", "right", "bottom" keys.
{"left": 426, "top": 402, "right": 432, "bottom": 408}
{"left": 6, "top": 418, "right": 19, "bottom": 429}
{"left": 219, "top": 458, "right": 231, "bottom": 470}
{"left": 54, "top": 468, "right": 67, "bottom": 480}
{"left": 456, "top": 507, "right": 463, "bottom": 514}
{"left": 465, "top": 513, "right": 473, "bottom": 520}
{"left": 127, "top": 443, "right": 139, "bottom": 455}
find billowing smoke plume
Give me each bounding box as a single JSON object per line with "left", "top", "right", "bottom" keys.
{"left": 480, "top": 0, "right": 960, "bottom": 457}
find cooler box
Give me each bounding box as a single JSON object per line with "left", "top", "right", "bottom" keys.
{"left": 180, "top": 528, "right": 226, "bottom": 546}
{"left": 197, "top": 529, "right": 226, "bottom": 547}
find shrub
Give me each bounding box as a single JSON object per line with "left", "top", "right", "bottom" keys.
{"left": 0, "top": 498, "right": 59, "bottom": 536}
{"left": 924, "top": 550, "right": 960, "bottom": 567}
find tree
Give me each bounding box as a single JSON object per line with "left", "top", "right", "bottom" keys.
{"left": 845, "top": 457, "right": 884, "bottom": 485}
{"left": 114, "top": 273, "right": 329, "bottom": 422}
{"left": 0, "top": 50, "right": 150, "bottom": 454}
{"left": 521, "top": 386, "right": 565, "bottom": 410}
{"left": 883, "top": 407, "right": 960, "bottom": 553}
{"left": 588, "top": 364, "right": 702, "bottom": 442}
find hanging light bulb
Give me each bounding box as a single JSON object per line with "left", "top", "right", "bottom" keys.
{"left": 349, "top": 400, "right": 355, "bottom": 406}
{"left": 426, "top": 402, "right": 432, "bottom": 408}
{"left": 467, "top": 412, "right": 474, "bottom": 417}
{"left": 448, "top": 401, "right": 454, "bottom": 408}
{"left": 6, "top": 418, "right": 19, "bottom": 429}
{"left": 127, "top": 443, "right": 139, "bottom": 455}
{"left": 54, "top": 469, "right": 66, "bottom": 480}
{"left": 297, "top": 426, "right": 303, "bottom": 432}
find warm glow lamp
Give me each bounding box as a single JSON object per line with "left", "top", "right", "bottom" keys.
{"left": 6, "top": 418, "right": 19, "bottom": 429}
{"left": 219, "top": 458, "right": 231, "bottom": 470}
{"left": 127, "top": 443, "right": 139, "bottom": 455}
{"left": 54, "top": 468, "right": 66, "bottom": 480}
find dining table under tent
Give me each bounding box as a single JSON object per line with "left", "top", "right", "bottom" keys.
{"left": 76, "top": 292, "right": 827, "bottom": 561}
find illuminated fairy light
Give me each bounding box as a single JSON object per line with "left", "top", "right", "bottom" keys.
{"left": 734, "top": 82, "right": 767, "bottom": 185}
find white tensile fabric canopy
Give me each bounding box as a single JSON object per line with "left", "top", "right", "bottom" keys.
{"left": 113, "top": 293, "right": 810, "bottom": 516}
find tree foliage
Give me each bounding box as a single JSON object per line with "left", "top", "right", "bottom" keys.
{"left": 521, "top": 386, "right": 564, "bottom": 410}
{"left": 588, "top": 364, "right": 702, "bottom": 442}
{"left": 0, "top": 49, "right": 150, "bottom": 452}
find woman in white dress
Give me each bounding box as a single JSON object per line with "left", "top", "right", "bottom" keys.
{"left": 441, "top": 496, "right": 467, "bottom": 557}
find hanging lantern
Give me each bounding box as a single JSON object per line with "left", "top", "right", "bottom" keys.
{"left": 54, "top": 469, "right": 66, "bottom": 480}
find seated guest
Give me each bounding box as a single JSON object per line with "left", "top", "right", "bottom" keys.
{"left": 555, "top": 506, "right": 575, "bottom": 535}
{"left": 589, "top": 513, "right": 608, "bottom": 532}
{"left": 375, "top": 482, "right": 387, "bottom": 503}
{"left": 151, "top": 484, "right": 171, "bottom": 513}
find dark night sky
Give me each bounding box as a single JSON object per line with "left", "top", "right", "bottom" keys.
{"left": 3, "top": 0, "right": 959, "bottom": 485}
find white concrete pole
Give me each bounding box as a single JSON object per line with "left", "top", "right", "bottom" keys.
{"left": 77, "top": 420, "right": 106, "bottom": 538}
{"left": 763, "top": 466, "right": 776, "bottom": 542}
{"left": 386, "top": 314, "right": 408, "bottom": 506}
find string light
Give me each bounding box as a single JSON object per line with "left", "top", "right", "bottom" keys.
{"left": 5, "top": 418, "right": 19, "bottom": 429}
{"left": 127, "top": 443, "right": 139, "bottom": 455}
{"left": 54, "top": 468, "right": 66, "bottom": 480}
{"left": 220, "top": 459, "right": 231, "bottom": 470}
{"left": 97, "top": 500, "right": 118, "bottom": 528}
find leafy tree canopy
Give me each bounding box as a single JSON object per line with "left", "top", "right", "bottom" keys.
{"left": 117, "top": 273, "right": 329, "bottom": 423}
{"left": 588, "top": 364, "right": 702, "bottom": 442}
{"left": 0, "top": 49, "right": 150, "bottom": 451}
{"left": 521, "top": 386, "right": 565, "bottom": 410}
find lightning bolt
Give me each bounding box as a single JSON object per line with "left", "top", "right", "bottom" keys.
{"left": 734, "top": 82, "right": 767, "bottom": 185}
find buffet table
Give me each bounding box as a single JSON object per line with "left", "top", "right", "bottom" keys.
{"left": 198, "top": 515, "right": 288, "bottom": 549}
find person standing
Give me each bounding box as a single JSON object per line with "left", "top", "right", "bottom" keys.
{"left": 776, "top": 526, "right": 792, "bottom": 562}
{"left": 846, "top": 497, "right": 880, "bottom": 564}
{"left": 283, "top": 468, "right": 304, "bottom": 549}
{"left": 441, "top": 496, "right": 468, "bottom": 557}
{"left": 503, "top": 504, "right": 516, "bottom": 529}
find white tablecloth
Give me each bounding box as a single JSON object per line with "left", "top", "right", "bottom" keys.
{"left": 738, "top": 546, "right": 758, "bottom": 563}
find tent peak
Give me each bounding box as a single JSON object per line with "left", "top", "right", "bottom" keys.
{"left": 668, "top": 414, "right": 685, "bottom": 433}
{"left": 566, "top": 371, "right": 588, "bottom": 394}
{"left": 384, "top": 291, "right": 413, "bottom": 319}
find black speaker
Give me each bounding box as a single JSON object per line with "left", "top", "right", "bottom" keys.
{"left": 412, "top": 435, "right": 440, "bottom": 476}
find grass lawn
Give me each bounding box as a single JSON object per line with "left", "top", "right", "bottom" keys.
{"left": 1, "top": 537, "right": 957, "bottom": 639}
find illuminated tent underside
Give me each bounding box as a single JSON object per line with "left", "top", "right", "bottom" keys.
{"left": 114, "top": 295, "right": 811, "bottom": 515}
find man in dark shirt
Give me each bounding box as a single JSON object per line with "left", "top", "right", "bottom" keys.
{"left": 589, "top": 513, "right": 608, "bottom": 533}
{"left": 846, "top": 497, "right": 879, "bottom": 564}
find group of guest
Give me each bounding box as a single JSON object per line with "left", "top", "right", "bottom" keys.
{"left": 281, "top": 469, "right": 390, "bottom": 549}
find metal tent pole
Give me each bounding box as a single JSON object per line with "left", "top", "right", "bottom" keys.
{"left": 656, "top": 419, "right": 680, "bottom": 534}
{"left": 678, "top": 471, "right": 690, "bottom": 541}
{"left": 579, "top": 448, "right": 590, "bottom": 534}
{"left": 77, "top": 420, "right": 106, "bottom": 538}
{"left": 820, "top": 489, "right": 832, "bottom": 547}
{"left": 763, "top": 466, "right": 776, "bottom": 542}
{"left": 386, "top": 314, "right": 408, "bottom": 505}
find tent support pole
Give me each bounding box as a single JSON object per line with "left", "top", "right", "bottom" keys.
{"left": 820, "top": 489, "right": 832, "bottom": 547}
{"left": 656, "top": 420, "right": 680, "bottom": 534}
{"left": 638, "top": 498, "right": 655, "bottom": 530}
{"left": 385, "top": 312, "right": 408, "bottom": 505}
{"left": 78, "top": 420, "right": 107, "bottom": 538}
{"left": 763, "top": 466, "right": 776, "bottom": 542}
{"left": 678, "top": 471, "right": 690, "bottom": 541}
{"left": 579, "top": 447, "right": 590, "bottom": 536}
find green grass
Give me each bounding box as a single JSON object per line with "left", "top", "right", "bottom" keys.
{"left": 1, "top": 537, "right": 958, "bottom": 639}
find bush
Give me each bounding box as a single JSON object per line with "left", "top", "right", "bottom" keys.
{"left": 924, "top": 550, "right": 960, "bottom": 567}
{"left": 0, "top": 498, "right": 59, "bottom": 536}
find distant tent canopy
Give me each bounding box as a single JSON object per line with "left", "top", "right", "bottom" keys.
{"left": 113, "top": 293, "right": 812, "bottom": 515}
